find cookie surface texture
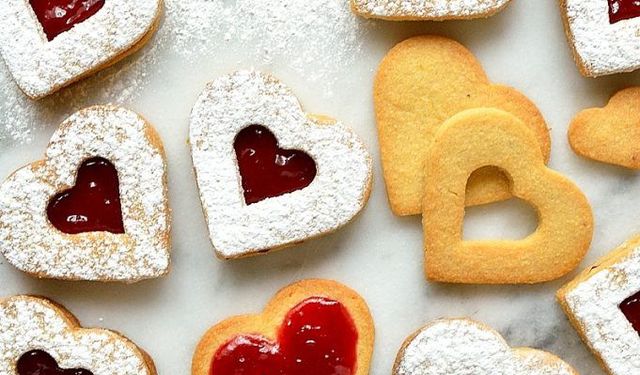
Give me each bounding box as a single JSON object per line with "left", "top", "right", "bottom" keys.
{"left": 351, "top": 0, "right": 512, "bottom": 20}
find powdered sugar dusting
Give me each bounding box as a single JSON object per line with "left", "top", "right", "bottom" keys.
{"left": 351, "top": 0, "right": 511, "bottom": 20}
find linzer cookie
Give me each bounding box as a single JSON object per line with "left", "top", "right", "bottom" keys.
{"left": 558, "top": 235, "right": 640, "bottom": 375}
{"left": 351, "top": 0, "right": 512, "bottom": 21}
{"left": 560, "top": 0, "right": 640, "bottom": 76}
{"left": 0, "top": 0, "right": 162, "bottom": 99}
{"left": 393, "top": 319, "right": 578, "bottom": 375}
{"left": 192, "top": 279, "right": 374, "bottom": 375}
{"left": 0, "top": 106, "right": 171, "bottom": 282}
{"left": 375, "top": 35, "right": 549, "bottom": 216}
{"left": 0, "top": 295, "right": 157, "bottom": 375}
{"left": 190, "top": 70, "right": 372, "bottom": 259}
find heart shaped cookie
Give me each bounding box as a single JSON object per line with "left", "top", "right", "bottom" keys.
{"left": 0, "top": 295, "right": 157, "bottom": 375}
{"left": 190, "top": 70, "right": 372, "bottom": 259}
{"left": 0, "top": 0, "right": 162, "bottom": 99}
{"left": 422, "top": 109, "right": 593, "bottom": 284}
{"left": 192, "top": 279, "right": 374, "bottom": 375}
{"left": 351, "top": 0, "right": 512, "bottom": 20}
{"left": 393, "top": 319, "right": 578, "bottom": 375}
{"left": 375, "top": 35, "right": 550, "bottom": 216}
{"left": 0, "top": 105, "right": 171, "bottom": 282}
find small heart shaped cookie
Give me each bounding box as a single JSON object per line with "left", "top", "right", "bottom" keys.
{"left": 0, "top": 0, "right": 162, "bottom": 99}
{"left": 351, "top": 0, "right": 512, "bottom": 20}
{"left": 393, "top": 319, "right": 578, "bottom": 375}
{"left": 423, "top": 108, "right": 593, "bottom": 284}
{"left": 192, "top": 279, "right": 374, "bottom": 375}
{"left": 0, "top": 105, "right": 171, "bottom": 282}
{"left": 190, "top": 70, "right": 372, "bottom": 259}
{"left": 0, "top": 295, "right": 157, "bottom": 375}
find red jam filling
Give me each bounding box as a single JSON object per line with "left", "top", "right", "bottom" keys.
{"left": 47, "top": 157, "right": 125, "bottom": 235}
{"left": 620, "top": 290, "right": 640, "bottom": 334}
{"left": 608, "top": 0, "right": 640, "bottom": 24}
{"left": 234, "top": 125, "right": 317, "bottom": 205}
{"left": 210, "top": 297, "right": 358, "bottom": 375}
{"left": 17, "top": 350, "right": 94, "bottom": 375}
{"left": 29, "top": 0, "right": 106, "bottom": 41}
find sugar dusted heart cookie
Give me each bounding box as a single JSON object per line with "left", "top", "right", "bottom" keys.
{"left": 0, "top": 0, "right": 162, "bottom": 99}
{"left": 568, "top": 87, "right": 640, "bottom": 169}
{"left": 0, "top": 105, "right": 170, "bottom": 282}
{"left": 375, "top": 35, "right": 550, "bottom": 216}
{"left": 351, "top": 0, "right": 512, "bottom": 21}
{"left": 0, "top": 295, "right": 157, "bottom": 375}
{"left": 192, "top": 279, "right": 374, "bottom": 375}
{"left": 190, "top": 70, "right": 372, "bottom": 259}
{"left": 558, "top": 235, "right": 640, "bottom": 375}
{"left": 423, "top": 109, "right": 593, "bottom": 284}
{"left": 393, "top": 319, "right": 578, "bottom": 375}
{"left": 560, "top": 0, "right": 640, "bottom": 77}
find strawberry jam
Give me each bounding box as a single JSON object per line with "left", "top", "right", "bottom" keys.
{"left": 29, "top": 0, "right": 106, "bottom": 41}
{"left": 608, "top": 0, "right": 640, "bottom": 24}
{"left": 234, "top": 125, "right": 317, "bottom": 205}
{"left": 620, "top": 290, "right": 640, "bottom": 334}
{"left": 210, "top": 297, "right": 358, "bottom": 375}
{"left": 47, "top": 157, "right": 125, "bottom": 234}
{"left": 17, "top": 350, "right": 93, "bottom": 375}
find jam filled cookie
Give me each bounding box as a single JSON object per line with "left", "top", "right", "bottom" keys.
{"left": 375, "top": 35, "right": 549, "bottom": 216}
{"left": 351, "top": 0, "right": 512, "bottom": 21}
{"left": 0, "top": 106, "right": 170, "bottom": 282}
{"left": 192, "top": 279, "right": 374, "bottom": 375}
{"left": 0, "top": 0, "right": 163, "bottom": 99}
{"left": 560, "top": 0, "right": 640, "bottom": 77}
{"left": 423, "top": 109, "right": 593, "bottom": 284}
{"left": 558, "top": 235, "right": 640, "bottom": 375}
{"left": 393, "top": 319, "right": 578, "bottom": 375}
{"left": 190, "top": 70, "right": 372, "bottom": 259}
{"left": 0, "top": 295, "right": 157, "bottom": 375}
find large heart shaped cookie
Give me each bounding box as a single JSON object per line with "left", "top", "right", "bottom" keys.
{"left": 192, "top": 279, "right": 374, "bottom": 375}
{"left": 0, "top": 0, "right": 162, "bottom": 99}
{"left": 0, "top": 295, "right": 157, "bottom": 375}
{"left": 351, "top": 0, "right": 512, "bottom": 20}
{"left": 0, "top": 106, "right": 171, "bottom": 282}
{"left": 190, "top": 70, "right": 372, "bottom": 259}
{"left": 375, "top": 35, "right": 550, "bottom": 216}
{"left": 393, "top": 319, "right": 578, "bottom": 375}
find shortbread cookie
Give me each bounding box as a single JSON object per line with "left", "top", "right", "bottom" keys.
{"left": 351, "top": 0, "right": 512, "bottom": 21}
{"left": 560, "top": 0, "right": 640, "bottom": 77}
{"left": 0, "top": 295, "right": 157, "bottom": 375}
{"left": 393, "top": 319, "right": 578, "bottom": 375}
{"left": 192, "top": 279, "right": 374, "bottom": 375}
{"left": 0, "top": 0, "right": 163, "bottom": 99}
{"left": 0, "top": 106, "right": 171, "bottom": 282}
{"left": 423, "top": 108, "right": 593, "bottom": 284}
{"left": 375, "top": 35, "right": 550, "bottom": 216}
{"left": 558, "top": 235, "right": 640, "bottom": 375}
{"left": 568, "top": 87, "right": 640, "bottom": 169}
{"left": 190, "top": 70, "right": 372, "bottom": 259}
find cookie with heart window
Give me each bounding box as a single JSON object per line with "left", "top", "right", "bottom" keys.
{"left": 192, "top": 279, "right": 374, "bottom": 375}
{"left": 351, "top": 0, "right": 512, "bottom": 20}
{"left": 0, "top": 105, "right": 171, "bottom": 282}
{"left": 189, "top": 70, "right": 373, "bottom": 259}
{"left": 0, "top": 0, "right": 163, "bottom": 99}
{"left": 0, "top": 295, "right": 157, "bottom": 375}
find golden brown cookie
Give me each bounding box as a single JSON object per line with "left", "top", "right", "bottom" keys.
{"left": 351, "top": 0, "right": 512, "bottom": 21}
{"left": 422, "top": 108, "right": 593, "bottom": 284}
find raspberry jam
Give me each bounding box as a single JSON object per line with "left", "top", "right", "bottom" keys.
{"left": 234, "top": 125, "right": 317, "bottom": 205}
{"left": 608, "top": 0, "right": 640, "bottom": 24}
{"left": 47, "top": 157, "right": 125, "bottom": 235}
{"left": 620, "top": 290, "right": 640, "bottom": 334}
{"left": 17, "top": 350, "right": 94, "bottom": 375}
{"left": 29, "top": 0, "right": 106, "bottom": 41}
{"left": 210, "top": 297, "right": 358, "bottom": 375}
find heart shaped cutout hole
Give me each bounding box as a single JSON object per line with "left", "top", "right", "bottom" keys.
{"left": 620, "top": 290, "right": 640, "bottom": 335}
{"left": 608, "top": 0, "right": 640, "bottom": 23}
{"left": 17, "top": 350, "right": 93, "bottom": 375}
{"left": 29, "top": 0, "right": 106, "bottom": 41}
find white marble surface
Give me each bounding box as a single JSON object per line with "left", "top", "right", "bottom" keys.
{"left": 1, "top": 1, "right": 639, "bottom": 374}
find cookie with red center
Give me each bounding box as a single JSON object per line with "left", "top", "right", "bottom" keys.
{"left": 192, "top": 279, "right": 374, "bottom": 375}
{"left": 189, "top": 70, "right": 372, "bottom": 259}
{"left": 0, "top": 0, "right": 162, "bottom": 99}
{"left": 351, "top": 0, "right": 512, "bottom": 20}
{"left": 0, "top": 105, "right": 171, "bottom": 282}
{"left": 0, "top": 295, "right": 157, "bottom": 375}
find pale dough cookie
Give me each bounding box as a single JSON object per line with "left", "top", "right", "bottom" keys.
{"left": 422, "top": 108, "right": 593, "bottom": 284}
{"left": 375, "top": 35, "right": 550, "bottom": 216}
{"left": 351, "top": 0, "right": 512, "bottom": 21}
{"left": 393, "top": 319, "right": 578, "bottom": 375}
{"left": 569, "top": 87, "right": 640, "bottom": 169}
